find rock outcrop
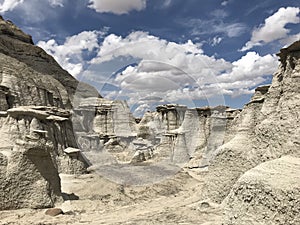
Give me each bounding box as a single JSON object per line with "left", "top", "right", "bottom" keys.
{"left": 223, "top": 156, "right": 300, "bottom": 225}
{"left": 0, "top": 15, "right": 33, "bottom": 44}
{"left": 0, "top": 52, "right": 69, "bottom": 108}
{"left": 73, "top": 98, "right": 240, "bottom": 167}
{"left": 0, "top": 107, "right": 63, "bottom": 209}
{"left": 0, "top": 16, "right": 99, "bottom": 103}
{"left": 136, "top": 104, "right": 240, "bottom": 165}
{"left": 201, "top": 40, "right": 300, "bottom": 203}
{"left": 0, "top": 17, "right": 93, "bottom": 210}
{"left": 73, "top": 97, "right": 137, "bottom": 163}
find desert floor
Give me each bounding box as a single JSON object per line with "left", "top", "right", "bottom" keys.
{"left": 0, "top": 164, "right": 223, "bottom": 225}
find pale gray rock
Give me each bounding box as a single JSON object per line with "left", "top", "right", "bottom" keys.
{"left": 137, "top": 111, "right": 164, "bottom": 141}
{"left": 74, "top": 97, "right": 136, "bottom": 136}
{"left": 156, "top": 104, "right": 187, "bottom": 131}
{"left": 0, "top": 137, "right": 62, "bottom": 210}
{"left": 178, "top": 108, "right": 207, "bottom": 157}
{"left": 179, "top": 106, "right": 233, "bottom": 167}
{"left": 201, "top": 40, "right": 300, "bottom": 203}
{"left": 132, "top": 105, "right": 238, "bottom": 166}
{"left": 172, "top": 133, "right": 190, "bottom": 164}
{"left": 223, "top": 156, "right": 300, "bottom": 225}
{"left": 131, "top": 138, "right": 154, "bottom": 163}
{"left": 0, "top": 106, "right": 88, "bottom": 210}
{"left": 74, "top": 98, "right": 237, "bottom": 166}
{"left": 73, "top": 97, "right": 137, "bottom": 161}
{"left": 0, "top": 17, "right": 98, "bottom": 210}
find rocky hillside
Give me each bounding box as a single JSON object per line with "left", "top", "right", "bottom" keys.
{"left": 0, "top": 16, "right": 99, "bottom": 104}
{"left": 201, "top": 40, "right": 300, "bottom": 204}
{"left": 0, "top": 17, "right": 96, "bottom": 210}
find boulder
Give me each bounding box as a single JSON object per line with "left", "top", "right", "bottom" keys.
{"left": 223, "top": 156, "right": 300, "bottom": 225}
{"left": 0, "top": 106, "right": 89, "bottom": 210}
{"left": 45, "top": 208, "right": 64, "bottom": 217}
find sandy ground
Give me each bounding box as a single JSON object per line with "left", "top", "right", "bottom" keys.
{"left": 0, "top": 165, "right": 224, "bottom": 225}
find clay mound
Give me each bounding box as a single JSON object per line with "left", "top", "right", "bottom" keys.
{"left": 223, "top": 156, "right": 300, "bottom": 225}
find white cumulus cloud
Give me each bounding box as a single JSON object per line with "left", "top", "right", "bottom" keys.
{"left": 37, "top": 30, "right": 105, "bottom": 77}
{"left": 0, "top": 0, "right": 65, "bottom": 13}
{"left": 0, "top": 0, "right": 23, "bottom": 13}
{"left": 88, "top": 0, "right": 146, "bottom": 15}
{"left": 37, "top": 29, "right": 279, "bottom": 115}
{"left": 81, "top": 31, "right": 279, "bottom": 115}
{"left": 241, "top": 7, "right": 300, "bottom": 51}
{"left": 218, "top": 52, "right": 279, "bottom": 82}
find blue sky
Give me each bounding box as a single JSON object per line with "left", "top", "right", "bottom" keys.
{"left": 1, "top": 0, "right": 299, "bottom": 116}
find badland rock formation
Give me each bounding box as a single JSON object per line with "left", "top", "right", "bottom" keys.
{"left": 0, "top": 16, "right": 299, "bottom": 225}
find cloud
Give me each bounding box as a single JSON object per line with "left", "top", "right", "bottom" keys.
{"left": 241, "top": 7, "right": 300, "bottom": 51}
{"left": 218, "top": 52, "right": 279, "bottom": 82}
{"left": 221, "top": 1, "right": 227, "bottom": 6}
{"left": 36, "top": 28, "right": 278, "bottom": 116}
{"left": 0, "top": 0, "right": 23, "bottom": 13}
{"left": 88, "top": 0, "right": 146, "bottom": 15}
{"left": 185, "top": 18, "right": 247, "bottom": 38}
{"left": 162, "top": 0, "right": 172, "bottom": 8}
{"left": 0, "top": 0, "right": 67, "bottom": 25}
{"left": 211, "top": 51, "right": 279, "bottom": 98}
{"left": 221, "top": 1, "right": 229, "bottom": 6}
{"left": 210, "top": 9, "right": 228, "bottom": 18}
{"left": 79, "top": 31, "right": 278, "bottom": 116}
{"left": 134, "top": 103, "right": 151, "bottom": 115}
{"left": 37, "top": 30, "right": 106, "bottom": 77}
{"left": 92, "top": 31, "right": 205, "bottom": 64}
{"left": 48, "top": 0, "right": 65, "bottom": 7}
{"left": 180, "top": 7, "right": 246, "bottom": 40}
{"left": 0, "top": 0, "right": 65, "bottom": 13}
{"left": 279, "top": 32, "right": 300, "bottom": 47}
{"left": 210, "top": 36, "right": 223, "bottom": 46}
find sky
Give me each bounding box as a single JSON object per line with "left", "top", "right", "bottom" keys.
{"left": 0, "top": 0, "right": 299, "bottom": 116}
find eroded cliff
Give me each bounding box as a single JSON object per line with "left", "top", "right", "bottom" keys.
{"left": 201, "top": 40, "right": 300, "bottom": 205}
{"left": 0, "top": 17, "right": 92, "bottom": 210}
